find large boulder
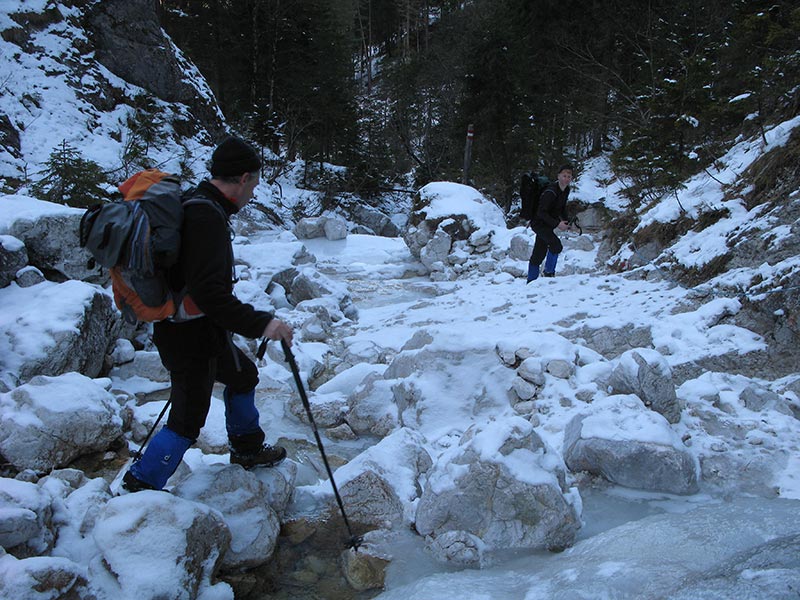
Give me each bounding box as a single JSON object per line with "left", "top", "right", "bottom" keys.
{"left": 332, "top": 428, "right": 432, "bottom": 527}
{"left": 415, "top": 418, "right": 580, "bottom": 554}
{"left": 0, "top": 280, "right": 118, "bottom": 388}
{"left": 563, "top": 395, "right": 698, "bottom": 494}
{"left": 268, "top": 266, "right": 357, "bottom": 321}
{"left": 92, "top": 491, "right": 232, "bottom": 599}
{"left": 609, "top": 348, "right": 683, "bottom": 423}
{"left": 7, "top": 209, "right": 101, "bottom": 284}
{"left": 173, "top": 464, "right": 281, "bottom": 570}
{"left": 403, "top": 182, "right": 507, "bottom": 276}
{"left": 294, "top": 215, "right": 349, "bottom": 240}
{"left": 351, "top": 205, "right": 399, "bottom": 237}
{"left": 323, "top": 216, "right": 348, "bottom": 240}
{"left": 293, "top": 216, "right": 327, "bottom": 239}
{"left": 0, "top": 373, "right": 123, "bottom": 472}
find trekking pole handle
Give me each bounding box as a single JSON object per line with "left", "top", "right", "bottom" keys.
{"left": 256, "top": 338, "right": 268, "bottom": 361}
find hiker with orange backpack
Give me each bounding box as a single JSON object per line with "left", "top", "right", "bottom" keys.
{"left": 527, "top": 164, "right": 573, "bottom": 282}
{"left": 122, "top": 136, "right": 293, "bottom": 492}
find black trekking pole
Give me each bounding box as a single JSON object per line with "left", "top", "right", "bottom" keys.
{"left": 258, "top": 338, "right": 361, "bottom": 551}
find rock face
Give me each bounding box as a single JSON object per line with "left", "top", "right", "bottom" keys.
{"left": 563, "top": 395, "right": 698, "bottom": 495}
{"left": 84, "top": 0, "right": 224, "bottom": 136}
{"left": 563, "top": 324, "right": 654, "bottom": 359}
{"left": 415, "top": 418, "right": 580, "bottom": 554}
{"left": 92, "top": 491, "right": 232, "bottom": 599}
{"left": 0, "top": 373, "right": 123, "bottom": 472}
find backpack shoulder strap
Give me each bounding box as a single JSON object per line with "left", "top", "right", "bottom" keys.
{"left": 183, "top": 195, "right": 228, "bottom": 222}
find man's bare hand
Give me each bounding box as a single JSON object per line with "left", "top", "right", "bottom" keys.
{"left": 557, "top": 220, "right": 569, "bottom": 231}
{"left": 263, "top": 319, "right": 293, "bottom": 347}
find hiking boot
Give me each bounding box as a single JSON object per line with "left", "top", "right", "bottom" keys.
{"left": 121, "top": 471, "right": 157, "bottom": 493}
{"left": 230, "top": 444, "right": 287, "bottom": 469}
{"left": 542, "top": 271, "right": 556, "bottom": 277}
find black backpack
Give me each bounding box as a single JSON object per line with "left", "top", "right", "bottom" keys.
{"left": 520, "top": 172, "right": 551, "bottom": 223}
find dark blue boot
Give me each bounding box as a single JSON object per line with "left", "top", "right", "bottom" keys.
{"left": 543, "top": 251, "right": 559, "bottom": 276}
{"left": 527, "top": 262, "right": 540, "bottom": 283}
{"left": 127, "top": 426, "right": 193, "bottom": 490}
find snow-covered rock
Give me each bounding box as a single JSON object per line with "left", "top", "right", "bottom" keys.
{"left": 404, "top": 182, "right": 507, "bottom": 278}
{"left": 415, "top": 418, "right": 580, "bottom": 554}
{"left": 0, "top": 552, "right": 93, "bottom": 600}
{"left": 331, "top": 428, "right": 432, "bottom": 526}
{"left": 0, "top": 373, "right": 123, "bottom": 472}
{"left": 0, "top": 234, "right": 26, "bottom": 288}
{"left": 92, "top": 491, "right": 232, "bottom": 599}
{"left": 0, "top": 478, "right": 54, "bottom": 558}
{"left": 173, "top": 464, "right": 281, "bottom": 570}
{"left": 508, "top": 233, "right": 533, "bottom": 261}
{"left": 563, "top": 395, "right": 698, "bottom": 494}
{"left": 609, "top": 348, "right": 683, "bottom": 423}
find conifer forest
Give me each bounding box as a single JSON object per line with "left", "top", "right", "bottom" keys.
{"left": 162, "top": 0, "right": 799, "bottom": 210}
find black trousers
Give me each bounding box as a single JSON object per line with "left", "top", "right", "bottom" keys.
{"left": 529, "top": 225, "right": 563, "bottom": 266}
{"left": 153, "top": 321, "right": 259, "bottom": 440}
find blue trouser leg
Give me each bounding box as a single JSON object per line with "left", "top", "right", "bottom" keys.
{"left": 224, "top": 387, "right": 263, "bottom": 439}
{"left": 527, "top": 262, "right": 540, "bottom": 283}
{"left": 129, "top": 426, "right": 193, "bottom": 490}
{"left": 544, "top": 250, "right": 558, "bottom": 274}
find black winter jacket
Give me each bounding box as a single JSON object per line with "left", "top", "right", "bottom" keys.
{"left": 154, "top": 181, "right": 272, "bottom": 359}
{"left": 532, "top": 182, "right": 570, "bottom": 229}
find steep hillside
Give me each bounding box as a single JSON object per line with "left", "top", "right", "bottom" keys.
{"left": 599, "top": 116, "right": 800, "bottom": 377}
{"left": 0, "top": 0, "right": 224, "bottom": 193}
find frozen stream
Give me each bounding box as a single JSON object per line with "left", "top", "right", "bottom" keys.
{"left": 270, "top": 234, "right": 800, "bottom": 599}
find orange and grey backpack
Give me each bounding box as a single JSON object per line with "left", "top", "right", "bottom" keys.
{"left": 79, "top": 169, "right": 223, "bottom": 324}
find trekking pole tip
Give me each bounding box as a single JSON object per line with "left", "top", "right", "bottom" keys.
{"left": 347, "top": 535, "right": 363, "bottom": 552}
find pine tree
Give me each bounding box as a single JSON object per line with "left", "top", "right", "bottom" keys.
{"left": 31, "top": 140, "right": 110, "bottom": 207}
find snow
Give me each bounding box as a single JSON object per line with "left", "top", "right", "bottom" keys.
{"left": 2, "top": 144, "right": 800, "bottom": 597}
{"left": 0, "top": 2, "right": 799, "bottom": 597}
{"left": 0, "top": 280, "right": 108, "bottom": 384}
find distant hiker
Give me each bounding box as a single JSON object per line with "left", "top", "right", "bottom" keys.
{"left": 123, "top": 136, "right": 294, "bottom": 492}
{"left": 527, "top": 164, "right": 573, "bottom": 282}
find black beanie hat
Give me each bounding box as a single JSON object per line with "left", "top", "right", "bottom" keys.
{"left": 210, "top": 137, "right": 261, "bottom": 177}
